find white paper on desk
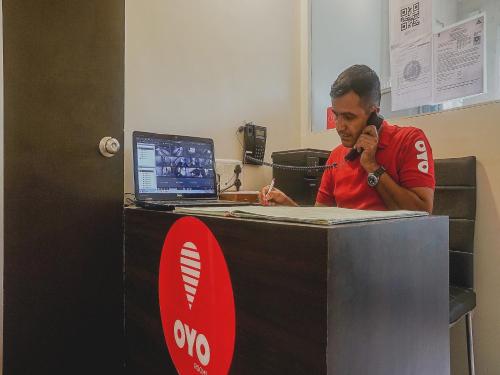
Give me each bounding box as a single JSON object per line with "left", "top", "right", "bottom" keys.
{"left": 390, "top": 35, "right": 433, "bottom": 111}
{"left": 174, "top": 206, "right": 428, "bottom": 226}
{"left": 433, "top": 14, "right": 485, "bottom": 103}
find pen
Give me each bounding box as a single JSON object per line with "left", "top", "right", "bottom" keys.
{"left": 265, "top": 178, "right": 275, "bottom": 203}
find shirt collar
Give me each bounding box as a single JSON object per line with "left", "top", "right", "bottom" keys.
{"left": 377, "top": 120, "right": 394, "bottom": 150}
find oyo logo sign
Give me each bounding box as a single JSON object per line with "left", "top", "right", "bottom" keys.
{"left": 180, "top": 241, "right": 201, "bottom": 310}
{"left": 415, "top": 140, "right": 429, "bottom": 173}
{"left": 173, "top": 319, "right": 210, "bottom": 366}
{"left": 159, "top": 216, "right": 235, "bottom": 375}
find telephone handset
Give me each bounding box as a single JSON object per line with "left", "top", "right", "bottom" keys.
{"left": 242, "top": 123, "right": 267, "bottom": 165}
{"left": 344, "top": 112, "right": 384, "bottom": 161}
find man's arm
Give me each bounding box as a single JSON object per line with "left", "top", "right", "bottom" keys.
{"left": 316, "top": 173, "right": 432, "bottom": 211}
{"left": 259, "top": 185, "right": 298, "bottom": 206}
{"left": 356, "top": 125, "right": 434, "bottom": 214}
{"left": 369, "top": 172, "right": 434, "bottom": 213}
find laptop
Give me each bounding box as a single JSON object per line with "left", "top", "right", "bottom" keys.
{"left": 133, "top": 131, "right": 252, "bottom": 211}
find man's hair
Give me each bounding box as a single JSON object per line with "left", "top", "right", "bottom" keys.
{"left": 330, "top": 65, "right": 381, "bottom": 109}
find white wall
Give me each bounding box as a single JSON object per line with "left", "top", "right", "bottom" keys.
{"left": 125, "top": 0, "right": 302, "bottom": 193}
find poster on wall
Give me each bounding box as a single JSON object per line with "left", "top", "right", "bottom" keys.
{"left": 390, "top": 36, "right": 433, "bottom": 111}
{"left": 389, "top": 0, "right": 432, "bottom": 47}
{"left": 433, "top": 14, "right": 486, "bottom": 103}
{"left": 389, "top": 0, "right": 433, "bottom": 110}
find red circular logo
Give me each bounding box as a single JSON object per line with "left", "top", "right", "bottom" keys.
{"left": 159, "top": 216, "right": 235, "bottom": 375}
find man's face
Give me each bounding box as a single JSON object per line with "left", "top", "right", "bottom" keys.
{"left": 332, "top": 91, "right": 374, "bottom": 148}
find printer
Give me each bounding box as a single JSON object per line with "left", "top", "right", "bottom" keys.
{"left": 271, "top": 148, "right": 330, "bottom": 205}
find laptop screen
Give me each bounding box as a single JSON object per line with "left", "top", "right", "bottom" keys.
{"left": 133, "top": 132, "right": 217, "bottom": 200}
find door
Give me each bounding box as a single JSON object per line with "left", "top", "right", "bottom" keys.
{"left": 3, "top": 1, "right": 124, "bottom": 373}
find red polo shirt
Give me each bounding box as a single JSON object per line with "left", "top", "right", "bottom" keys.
{"left": 316, "top": 121, "right": 435, "bottom": 210}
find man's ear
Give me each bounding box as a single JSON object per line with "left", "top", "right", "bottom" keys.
{"left": 366, "top": 105, "right": 380, "bottom": 114}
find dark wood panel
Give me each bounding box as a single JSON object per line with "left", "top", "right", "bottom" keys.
{"left": 125, "top": 209, "right": 450, "bottom": 374}
{"left": 125, "top": 208, "right": 328, "bottom": 375}
{"left": 3, "top": 1, "right": 125, "bottom": 373}
{"left": 125, "top": 211, "right": 173, "bottom": 375}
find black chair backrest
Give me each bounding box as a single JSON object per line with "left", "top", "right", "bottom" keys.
{"left": 433, "top": 156, "right": 476, "bottom": 289}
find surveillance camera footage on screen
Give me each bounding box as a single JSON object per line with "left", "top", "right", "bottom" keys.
{"left": 136, "top": 136, "right": 216, "bottom": 195}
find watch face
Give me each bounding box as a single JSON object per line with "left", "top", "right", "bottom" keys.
{"left": 367, "top": 174, "right": 378, "bottom": 187}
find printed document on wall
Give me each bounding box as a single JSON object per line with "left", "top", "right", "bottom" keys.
{"left": 433, "top": 15, "right": 486, "bottom": 103}
{"left": 389, "top": 0, "right": 432, "bottom": 110}
{"left": 391, "top": 36, "right": 433, "bottom": 111}
{"left": 390, "top": 0, "right": 432, "bottom": 47}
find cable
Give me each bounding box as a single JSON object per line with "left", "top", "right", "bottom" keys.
{"left": 219, "top": 182, "right": 237, "bottom": 193}
{"left": 222, "top": 173, "right": 236, "bottom": 187}
{"left": 235, "top": 127, "right": 244, "bottom": 148}
{"left": 219, "top": 164, "right": 243, "bottom": 193}
{"left": 244, "top": 155, "right": 337, "bottom": 171}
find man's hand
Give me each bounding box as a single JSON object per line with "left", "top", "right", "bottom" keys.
{"left": 259, "top": 185, "right": 298, "bottom": 206}
{"left": 354, "top": 125, "right": 379, "bottom": 172}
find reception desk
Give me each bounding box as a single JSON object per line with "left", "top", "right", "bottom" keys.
{"left": 124, "top": 207, "right": 449, "bottom": 375}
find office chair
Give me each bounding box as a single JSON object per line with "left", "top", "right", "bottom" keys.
{"left": 433, "top": 156, "right": 477, "bottom": 375}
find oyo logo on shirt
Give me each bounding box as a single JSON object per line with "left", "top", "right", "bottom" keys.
{"left": 415, "top": 140, "right": 429, "bottom": 173}
{"left": 159, "top": 216, "right": 235, "bottom": 375}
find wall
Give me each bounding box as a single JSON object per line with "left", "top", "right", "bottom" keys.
{"left": 125, "top": 0, "right": 302, "bottom": 193}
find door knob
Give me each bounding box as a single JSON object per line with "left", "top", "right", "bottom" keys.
{"left": 99, "top": 137, "right": 121, "bottom": 158}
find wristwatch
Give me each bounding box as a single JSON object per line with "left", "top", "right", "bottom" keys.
{"left": 367, "top": 166, "right": 386, "bottom": 187}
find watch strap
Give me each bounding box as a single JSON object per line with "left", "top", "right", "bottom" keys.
{"left": 373, "top": 166, "right": 386, "bottom": 178}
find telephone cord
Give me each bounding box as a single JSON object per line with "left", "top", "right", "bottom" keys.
{"left": 244, "top": 155, "right": 338, "bottom": 171}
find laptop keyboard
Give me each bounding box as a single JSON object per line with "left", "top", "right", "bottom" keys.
{"left": 155, "top": 200, "right": 217, "bottom": 205}
{"left": 147, "top": 200, "right": 235, "bottom": 206}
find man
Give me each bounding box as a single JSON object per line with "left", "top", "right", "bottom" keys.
{"left": 260, "top": 65, "right": 435, "bottom": 213}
